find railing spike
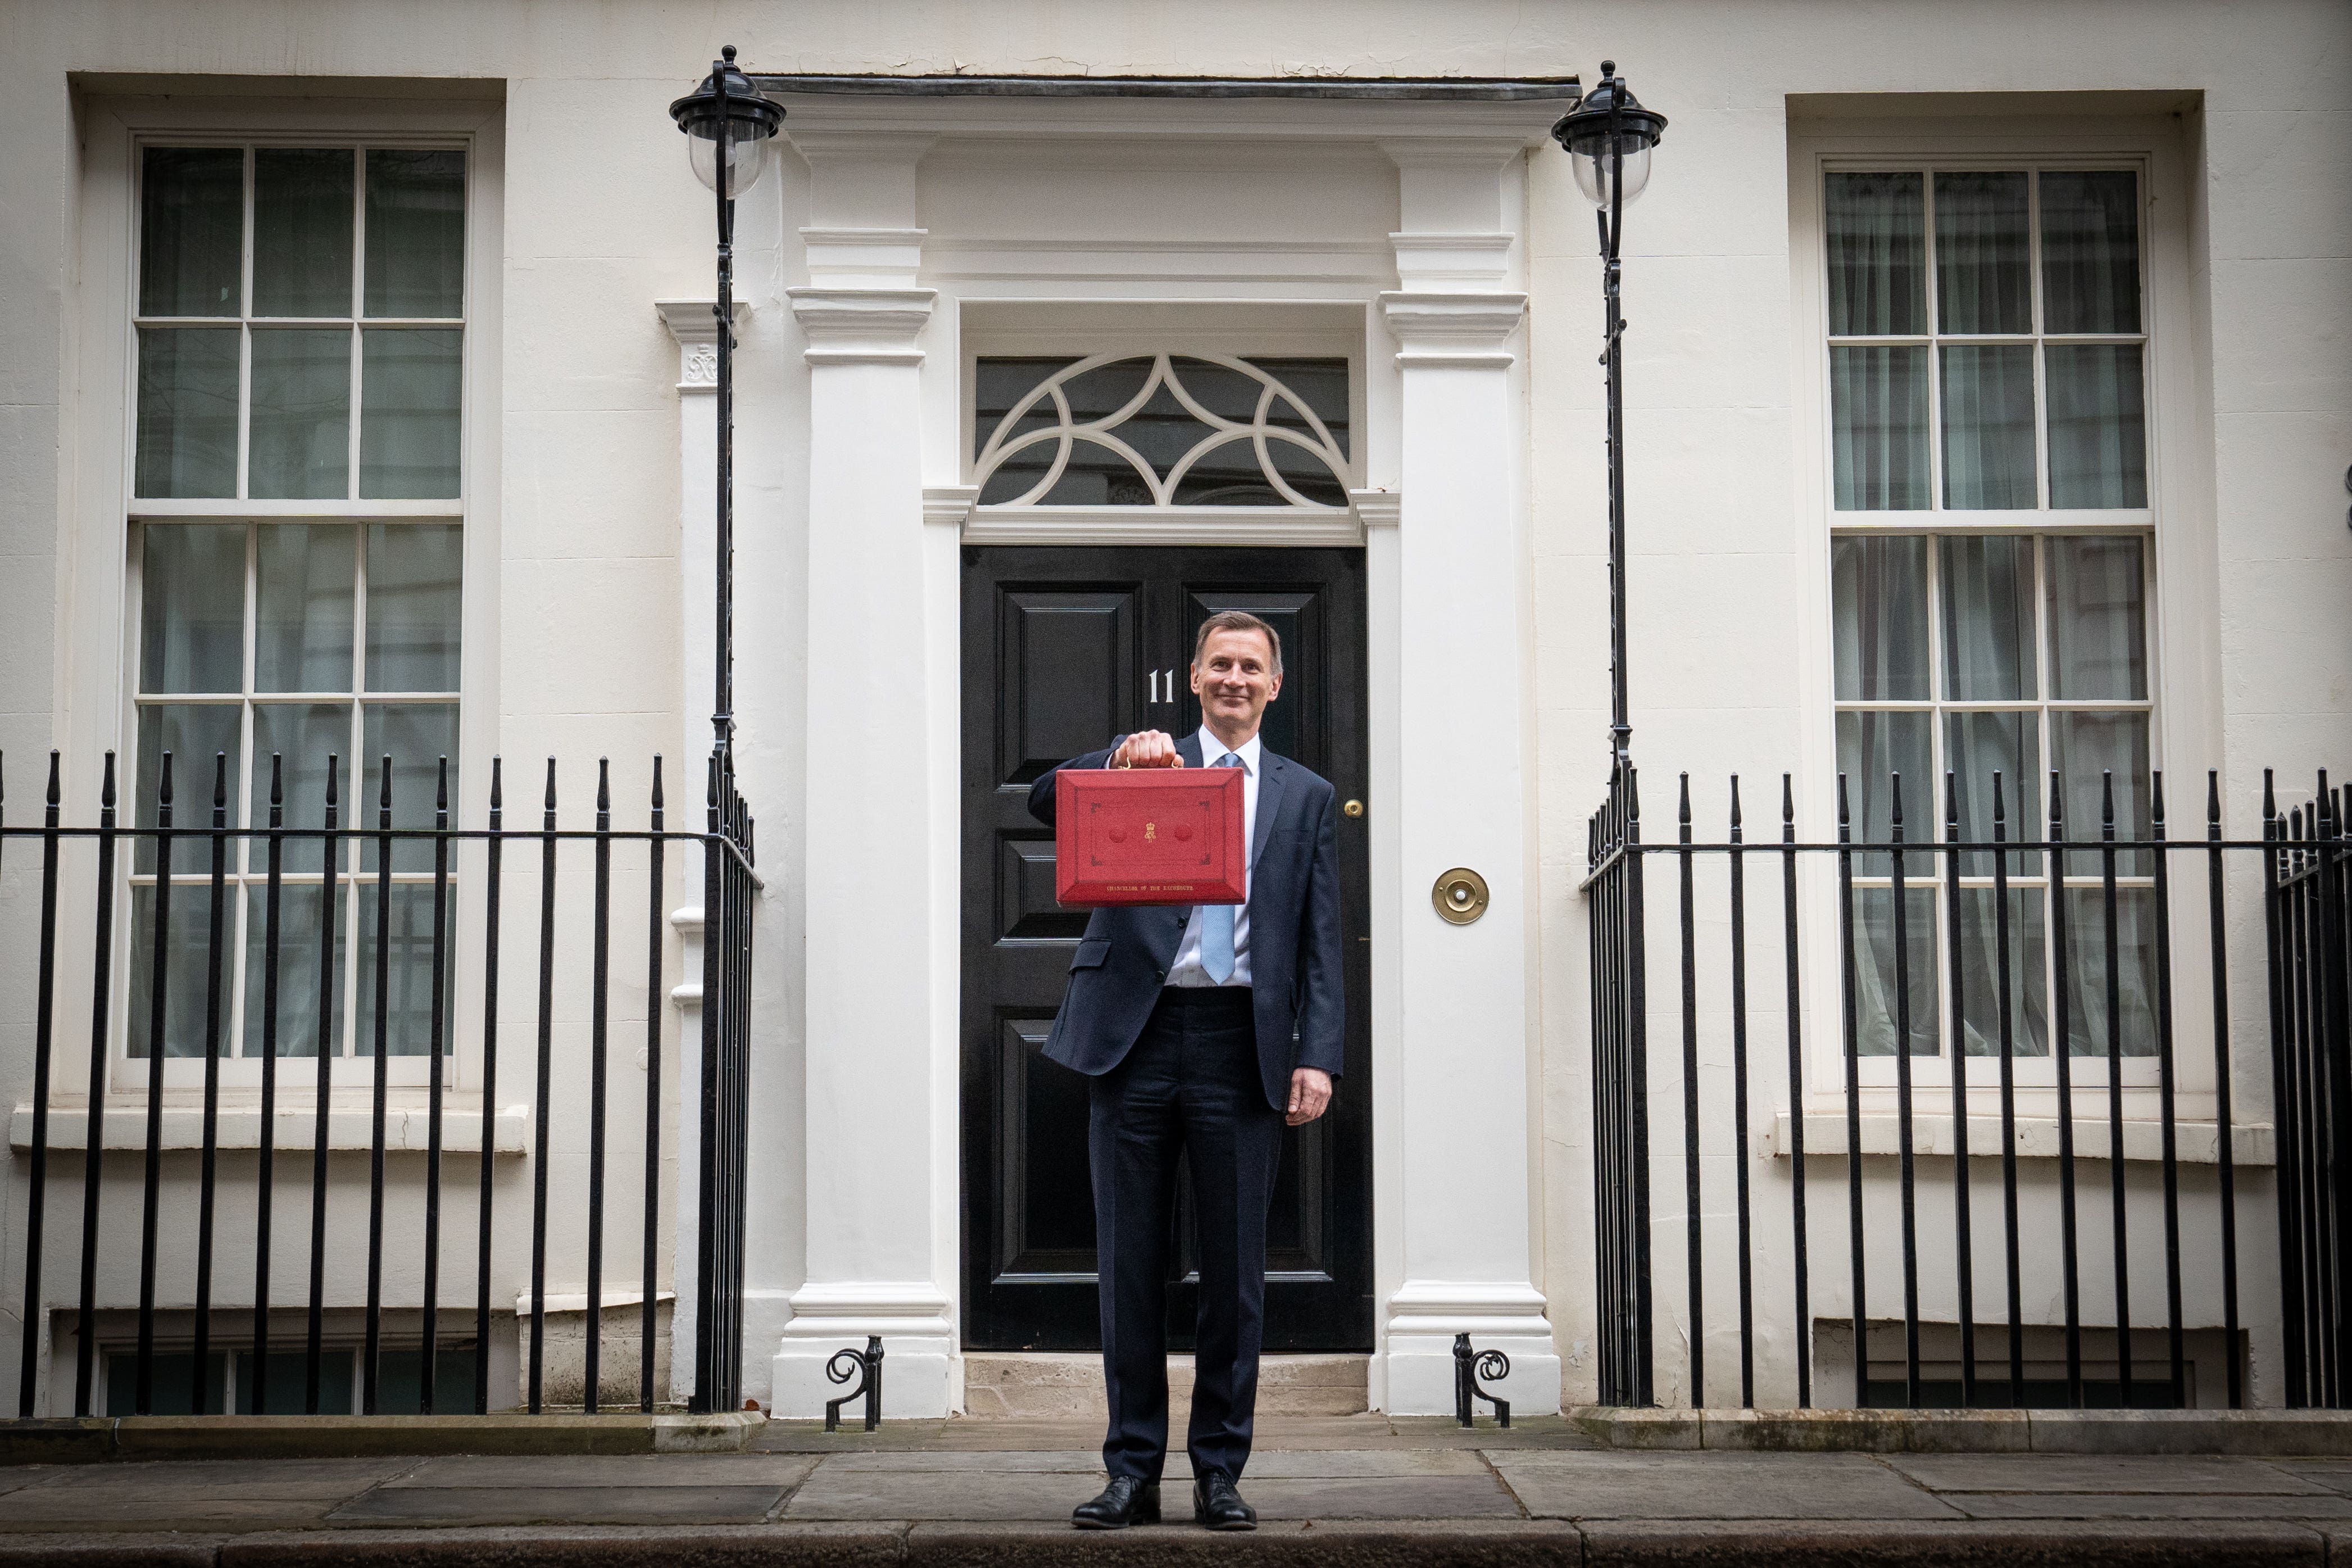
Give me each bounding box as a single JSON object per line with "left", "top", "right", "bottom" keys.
{"left": 1945, "top": 770, "right": 1959, "bottom": 833}
{"left": 325, "top": 753, "right": 339, "bottom": 811}
{"left": 214, "top": 751, "right": 228, "bottom": 811}
{"left": 270, "top": 753, "right": 283, "bottom": 808}
{"left": 1836, "top": 771, "right": 1851, "bottom": 835}
{"left": 437, "top": 756, "right": 449, "bottom": 815}
{"left": 1781, "top": 773, "right": 1795, "bottom": 838}
{"left": 2262, "top": 767, "right": 2276, "bottom": 825}
{"left": 2207, "top": 770, "right": 2221, "bottom": 840}
{"left": 101, "top": 749, "right": 116, "bottom": 811}
{"left": 378, "top": 755, "right": 393, "bottom": 817}
{"left": 159, "top": 749, "right": 174, "bottom": 808}
{"left": 47, "top": 750, "right": 61, "bottom": 810}
{"left": 544, "top": 757, "right": 558, "bottom": 819}
{"left": 1677, "top": 772, "right": 1691, "bottom": 826}
{"left": 2151, "top": 770, "right": 2166, "bottom": 832}
{"left": 490, "top": 755, "right": 503, "bottom": 813}
{"left": 652, "top": 755, "right": 665, "bottom": 813}
{"left": 2102, "top": 770, "right": 2116, "bottom": 836}
{"left": 1729, "top": 774, "right": 1743, "bottom": 831}
{"left": 1993, "top": 770, "right": 2006, "bottom": 828}
{"left": 1890, "top": 770, "right": 1904, "bottom": 835}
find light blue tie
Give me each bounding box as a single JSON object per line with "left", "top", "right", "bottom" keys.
{"left": 1200, "top": 752, "right": 1242, "bottom": 984}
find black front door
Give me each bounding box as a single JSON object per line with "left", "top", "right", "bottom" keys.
{"left": 960, "top": 545, "right": 1370, "bottom": 1352}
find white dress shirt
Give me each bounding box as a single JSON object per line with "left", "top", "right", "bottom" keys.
{"left": 1164, "top": 725, "right": 1260, "bottom": 989}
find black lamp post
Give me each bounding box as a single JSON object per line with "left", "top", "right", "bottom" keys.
{"left": 1551, "top": 63, "right": 1666, "bottom": 781}
{"left": 670, "top": 47, "right": 784, "bottom": 781}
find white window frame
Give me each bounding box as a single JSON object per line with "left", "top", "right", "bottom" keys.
{"left": 1787, "top": 113, "right": 2217, "bottom": 1120}
{"left": 67, "top": 91, "right": 503, "bottom": 1107}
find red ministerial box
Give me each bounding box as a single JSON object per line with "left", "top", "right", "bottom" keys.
{"left": 1055, "top": 767, "right": 1247, "bottom": 907}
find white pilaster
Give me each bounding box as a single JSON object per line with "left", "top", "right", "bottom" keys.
{"left": 771, "top": 130, "right": 957, "bottom": 1417}
{"left": 1376, "top": 137, "right": 1560, "bottom": 1416}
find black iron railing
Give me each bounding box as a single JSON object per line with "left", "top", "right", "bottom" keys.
{"left": 1585, "top": 762, "right": 2351, "bottom": 1411}
{"left": 0, "top": 748, "right": 756, "bottom": 1419}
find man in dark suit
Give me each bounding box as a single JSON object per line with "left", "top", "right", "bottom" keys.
{"left": 1028, "top": 609, "right": 1343, "bottom": 1532}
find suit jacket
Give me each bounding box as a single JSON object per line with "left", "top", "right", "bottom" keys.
{"left": 1027, "top": 731, "right": 1345, "bottom": 1112}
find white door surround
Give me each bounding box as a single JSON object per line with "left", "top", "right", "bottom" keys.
{"left": 712, "top": 78, "right": 1572, "bottom": 1417}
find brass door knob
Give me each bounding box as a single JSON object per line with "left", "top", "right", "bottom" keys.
{"left": 1432, "top": 867, "right": 1488, "bottom": 925}
{"left": 1343, "top": 799, "right": 1365, "bottom": 818}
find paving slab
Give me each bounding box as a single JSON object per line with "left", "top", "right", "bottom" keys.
{"left": 387, "top": 1453, "right": 814, "bottom": 1488}
{"left": 219, "top": 1522, "right": 910, "bottom": 1566}
{"left": 0, "top": 1457, "right": 417, "bottom": 1531}
{"left": 1243, "top": 1474, "right": 1523, "bottom": 1520}
{"left": 902, "top": 1519, "right": 1585, "bottom": 1565}
{"left": 784, "top": 1469, "right": 1080, "bottom": 1522}
{"left": 1578, "top": 1517, "right": 2325, "bottom": 1568}
{"left": 1943, "top": 1490, "right": 2352, "bottom": 1520}
{"left": 821, "top": 1449, "right": 1105, "bottom": 1473}
{"left": 1881, "top": 1453, "right": 2333, "bottom": 1494}
{"left": 1245, "top": 1448, "right": 1493, "bottom": 1477}
{"left": 2276, "top": 1458, "right": 2352, "bottom": 1495}
{"left": 1492, "top": 1450, "right": 1962, "bottom": 1520}
{"left": 326, "top": 1484, "right": 787, "bottom": 1526}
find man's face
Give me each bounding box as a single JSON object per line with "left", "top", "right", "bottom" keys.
{"left": 1191, "top": 627, "right": 1282, "bottom": 737}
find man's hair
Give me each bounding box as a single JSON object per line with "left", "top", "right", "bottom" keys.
{"left": 1192, "top": 610, "right": 1283, "bottom": 679}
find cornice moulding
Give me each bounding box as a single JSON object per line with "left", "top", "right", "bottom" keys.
{"left": 787, "top": 286, "right": 938, "bottom": 366}
{"left": 1378, "top": 289, "right": 1528, "bottom": 367}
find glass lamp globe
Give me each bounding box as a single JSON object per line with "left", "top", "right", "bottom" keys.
{"left": 1549, "top": 63, "right": 1668, "bottom": 209}
{"left": 670, "top": 45, "right": 785, "bottom": 198}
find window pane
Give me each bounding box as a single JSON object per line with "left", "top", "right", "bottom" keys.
{"left": 248, "top": 329, "right": 351, "bottom": 500}
{"left": 1836, "top": 709, "right": 1933, "bottom": 876}
{"left": 2060, "top": 886, "right": 2158, "bottom": 1058}
{"left": 135, "top": 327, "right": 240, "bottom": 498}
{"left": 354, "top": 882, "right": 457, "bottom": 1056}
{"left": 140, "top": 524, "right": 246, "bottom": 694}
{"left": 1829, "top": 346, "right": 1929, "bottom": 510}
{"left": 2053, "top": 710, "right": 2151, "bottom": 875}
{"left": 1940, "top": 535, "right": 2037, "bottom": 699}
{"left": 2045, "top": 537, "right": 2147, "bottom": 698}
{"left": 233, "top": 1348, "right": 354, "bottom": 1413}
{"left": 1946, "top": 711, "right": 2044, "bottom": 875}
{"left": 240, "top": 880, "right": 345, "bottom": 1058}
{"left": 139, "top": 147, "right": 243, "bottom": 318}
{"left": 1933, "top": 172, "right": 2031, "bottom": 335}
{"left": 1954, "top": 888, "right": 2049, "bottom": 1058}
{"left": 251, "top": 703, "right": 354, "bottom": 875}
{"left": 973, "top": 356, "right": 1075, "bottom": 464}
{"left": 364, "top": 149, "right": 465, "bottom": 318}
{"left": 1831, "top": 535, "right": 1929, "bottom": 700}
{"left": 2045, "top": 344, "right": 2147, "bottom": 508}
{"left": 2040, "top": 171, "right": 2141, "bottom": 335}
{"left": 365, "top": 523, "right": 463, "bottom": 691}
{"left": 252, "top": 149, "right": 355, "bottom": 317}
{"left": 126, "top": 880, "right": 236, "bottom": 1060}
{"left": 106, "top": 1350, "right": 230, "bottom": 1416}
{"left": 1246, "top": 357, "right": 1350, "bottom": 460}
{"left": 133, "top": 706, "right": 244, "bottom": 873}
{"left": 358, "top": 703, "right": 458, "bottom": 872}
{"left": 1037, "top": 438, "right": 1154, "bottom": 505}
{"left": 1853, "top": 886, "right": 1940, "bottom": 1057}
{"left": 1939, "top": 345, "right": 2037, "bottom": 510}
{"left": 256, "top": 525, "right": 356, "bottom": 693}
{"left": 359, "top": 329, "right": 462, "bottom": 498}
{"left": 1826, "top": 172, "right": 1925, "bottom": 336}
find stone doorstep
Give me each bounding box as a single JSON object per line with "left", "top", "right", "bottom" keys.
{"left": 0, "top": 1411, "right": 766, "bottom": 1465}
{"left": 962, "top": 1353, "right": 1369, "bottom": 1419}
{"left": 1574, "top": 1406, "right": 2352, "bottom": 1457}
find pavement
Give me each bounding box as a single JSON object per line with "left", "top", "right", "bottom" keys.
{"left": 0, "top": 1415, "right": 2349, "bottom": 1564}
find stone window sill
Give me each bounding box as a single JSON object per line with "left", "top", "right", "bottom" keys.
{"left": 1770, "top": 1111, "right": 2272, "bottom": 1167}
{"left": 9, "top": 1105, "right": 530, "bottom": 1156}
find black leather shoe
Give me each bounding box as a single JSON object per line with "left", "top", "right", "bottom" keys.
{"left": 1193, "top": 1469, "right": 1257, "bottom": 1531}
{"left": 1073, "top": 1476, "right": 1160, "bottom": 1530}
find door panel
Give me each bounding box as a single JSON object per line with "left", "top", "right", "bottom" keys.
{"left": 961, "top": 546, "right": 1370, "bottom": 1351}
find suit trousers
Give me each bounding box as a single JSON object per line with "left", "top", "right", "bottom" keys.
{"left": 1088, "top": 985, "right": 1284, "bottom": 1483}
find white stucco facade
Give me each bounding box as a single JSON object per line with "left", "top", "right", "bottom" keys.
{"left": 0, "top": 1, "right": 2345, "bottom": 1419}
